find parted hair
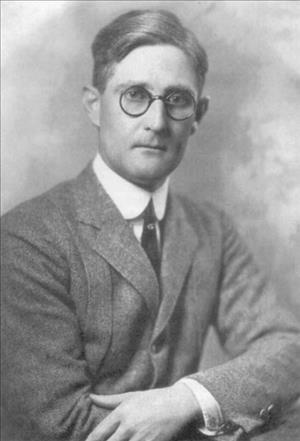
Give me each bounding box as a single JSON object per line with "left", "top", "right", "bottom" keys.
{"left": 91, "top": 9, "right": 208, "bottom": 92}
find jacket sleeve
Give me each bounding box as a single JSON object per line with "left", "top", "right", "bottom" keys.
{"left": 188, "top": 211, "right": 300, "bottom": 439}
{"left": 1, "top": 205, "right": 109, "bottom": 441}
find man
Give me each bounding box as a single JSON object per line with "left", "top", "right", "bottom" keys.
{"left": 1, "top": 9, "right": 300, "bottom": 441}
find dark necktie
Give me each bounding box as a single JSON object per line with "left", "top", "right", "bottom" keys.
{"left": 141, "top": 199, "right": 160, "bottom": 277}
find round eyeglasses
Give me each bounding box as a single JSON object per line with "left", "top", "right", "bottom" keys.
{"left": 119, "top": 86, "right": 197, "bottom": 121}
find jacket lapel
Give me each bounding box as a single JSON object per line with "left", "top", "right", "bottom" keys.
{"left": 153, "top": 193, "right": 199, "bottom": 339}
{"left": 71, "top": 164, "right": 160, "bottom": 319}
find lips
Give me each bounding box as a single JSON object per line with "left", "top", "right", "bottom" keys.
{"left": 134, "top": 144, "right": 167, "bottom": 151}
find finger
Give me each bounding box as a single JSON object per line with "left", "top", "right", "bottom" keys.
{"left": 90, "top": 392, "right": 136, "bottom": 409}
{"left": 130, "top": 429, "right": 160, "bottom": 441}
{"left": 101, "top": 426, "right": 129, "bottom": 441}
{"left": 86, "top": 412, "right": 119, "bottom": 441}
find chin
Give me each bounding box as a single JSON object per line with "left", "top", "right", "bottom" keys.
{"left": 131, "top": 171, "right": 168, "bottom": 191}
{"left": 124, "top": 160, "right": 174, "bottom": 189}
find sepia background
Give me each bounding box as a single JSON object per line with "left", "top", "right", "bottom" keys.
{"left": 2, "top": 1, "right": 300, "bottom": 366}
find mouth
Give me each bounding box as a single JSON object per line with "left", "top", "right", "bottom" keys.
{"left": 134, "top": 144, "right": 167, "bottom": 152}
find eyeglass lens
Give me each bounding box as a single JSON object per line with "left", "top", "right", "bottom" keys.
{"left": 120, "top": 86, "right": 195, "bottom": 121}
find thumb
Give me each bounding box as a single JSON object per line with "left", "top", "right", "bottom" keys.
{"left": 89, "top": 392, "right": 135, "bottom": 409}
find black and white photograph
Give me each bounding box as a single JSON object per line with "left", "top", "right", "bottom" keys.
{"left": 1, "top": 2, "right": 300, "bottom": 440}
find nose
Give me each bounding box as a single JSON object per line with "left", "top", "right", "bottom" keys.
{"left": 144, "top": 99, "right": 169, "bottom": 133}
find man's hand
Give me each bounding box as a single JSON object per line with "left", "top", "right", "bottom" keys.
{"left": 86, "top": 383, "right": 200, "bottom": 441}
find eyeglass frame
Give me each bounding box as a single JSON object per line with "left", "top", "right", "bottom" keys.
{"left": 119, "top": 86, "right": 198, "bottom": 121}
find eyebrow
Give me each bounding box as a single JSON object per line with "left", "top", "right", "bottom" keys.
{"left": 114, "top": 82, "right": 197, "bottom": 100}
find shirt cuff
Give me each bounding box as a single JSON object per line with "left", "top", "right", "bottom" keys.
{"left": 177, "top": 378, "right": 223, "bottom": 436}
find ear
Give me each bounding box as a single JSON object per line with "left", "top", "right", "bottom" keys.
{"left": 82, "top": 85, "right": 101, "bottom": 127}
{"left": 190, "top": 96, "right": 209, "bottom": 135}
{"left": 195, "top": 96, "right": 209, "bottom": 122}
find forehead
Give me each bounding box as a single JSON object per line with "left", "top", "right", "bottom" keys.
{"left": 106, "top": 45, "right": 199, "bottom": 94}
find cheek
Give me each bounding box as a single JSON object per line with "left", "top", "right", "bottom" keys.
{"left": 103, "top": 109, "right": 137, "bottom": 141}
{"left": 171, "top": 123, "right": 194, "bottom": 148}
{"left": 100, "top": 103, "right": 118, "bottom": 131}
{"left": 100, "top": 115, "right": 126, "bottom": 150}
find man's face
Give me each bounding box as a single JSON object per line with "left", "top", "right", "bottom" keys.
{"left": 87, "top": 45, "right": 203, "bottom": 190}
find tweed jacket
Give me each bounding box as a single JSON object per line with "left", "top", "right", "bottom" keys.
{"left": 1, "top": 163, "right": 300, "bottom": 441}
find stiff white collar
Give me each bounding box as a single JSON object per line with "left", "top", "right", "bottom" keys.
{"left": 92, "top": 153, "right": 169, "bottom": 221}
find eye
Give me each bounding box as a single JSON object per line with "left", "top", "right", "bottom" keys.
{"left": 124, "top": 87, "right": 149, "bottom": 102}
{"left": 166, "top": 91, "right": 193, "bottom": 107}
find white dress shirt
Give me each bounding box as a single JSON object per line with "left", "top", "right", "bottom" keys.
{"left": 92, "top": 153, "right": 223, "bottom": 435}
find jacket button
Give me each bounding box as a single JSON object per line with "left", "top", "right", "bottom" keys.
{"left": 218, "top": 420, "right": 241, "bottom": 434}
{"left": 151, "top": 343, "right": 158, "bottom": 353}
{"left": 267, "top": 403, "right": 275, "bottom": 414}
{"left": 151, "top": 341, "right": 163, "bottom": 354}
{"left": 150, "top": 333, "right": 166, "bottom": 354}
{"left": 259, "top": 408, "right": 269, "bottom": 420}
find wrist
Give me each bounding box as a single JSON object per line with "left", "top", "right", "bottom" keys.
{"left": 169, "top": 382, "right": 203, "bottom": 423}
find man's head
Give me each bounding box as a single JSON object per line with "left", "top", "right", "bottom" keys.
{"left": 83, "top": 9, "right": 209, "bottom": 191}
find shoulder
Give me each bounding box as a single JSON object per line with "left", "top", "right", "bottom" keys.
{"left": 2, "top": 179, "right": 73, "bottom": 238}
{"left": 1, "top": 163, "right": 94, "bottom": 236}
{"left": 0, "top": 166, "right": 93, "bottom": 263}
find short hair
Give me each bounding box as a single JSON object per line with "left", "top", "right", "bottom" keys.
{"left": 91, "top": 9, "right": 208, "bottom": 92}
